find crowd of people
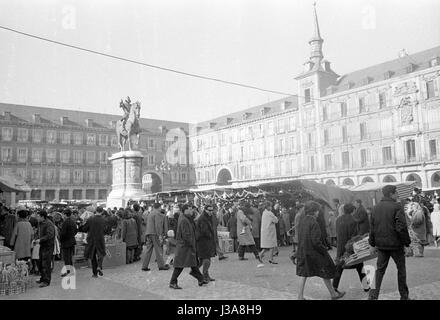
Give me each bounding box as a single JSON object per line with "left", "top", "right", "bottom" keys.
{"left": 0, "top": 185, "right": 439, "bottom": 299}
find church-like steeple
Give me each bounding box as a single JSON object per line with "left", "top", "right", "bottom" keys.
{"left": 309, "top": 2, "right": 324, "bottom": 63}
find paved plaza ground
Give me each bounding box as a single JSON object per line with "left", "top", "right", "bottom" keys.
{"left": 3, "top": 246, "right": 440, "bottom": 300}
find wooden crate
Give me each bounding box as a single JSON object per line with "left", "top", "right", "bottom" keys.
{"left": 0, "top": 250, "right": 15, "bottom": 265}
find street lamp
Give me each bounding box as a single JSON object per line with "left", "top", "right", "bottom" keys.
{"left": 155, "top": 160, "right": 171, "bottom": 191}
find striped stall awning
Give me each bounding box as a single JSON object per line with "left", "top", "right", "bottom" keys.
{"left": 395, "top": 181, "right": 417, "bottom": 200}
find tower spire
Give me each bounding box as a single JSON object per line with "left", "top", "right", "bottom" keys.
{"left": 312, "top": 2, "right": 322, "bottom": 41}
{"left": 309, "top": 2, "right": 324, "bottom": 63}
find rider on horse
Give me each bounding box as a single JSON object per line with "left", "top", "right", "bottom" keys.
{"left": 119, "top": 96, "right": 132, "bottom": 134}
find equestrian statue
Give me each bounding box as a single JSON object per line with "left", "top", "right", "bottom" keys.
{"left": 116, "top": 96, "right": 141, "bottom": 151}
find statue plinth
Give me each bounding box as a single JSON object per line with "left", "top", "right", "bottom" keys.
{"left": 106, "top": 151, "right": 147, "bottom": 209}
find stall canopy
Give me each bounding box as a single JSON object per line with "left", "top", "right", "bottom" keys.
{"left": 256, "top": 179, "right": 354, "bottom": 210}
{"left": 0, "top": 175, "right": 31, "bottom": 193}
{"left": 348, "top": 181, "right": 416, "bottom": 208}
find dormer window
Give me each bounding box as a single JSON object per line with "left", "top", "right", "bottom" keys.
{"left": 406, "top": 63, "right": 416, "bottom": 73}
{"left": 226, "top": 117, "right": 234, "bottom": 125}
{"left": 343, "top": 82, "right": 355, "bottom": 90}
{"left": 281, "top": 101, "right": 292, "bottom": 110}
{"left": 260, "top": 107, "right": 270, "bottom": 116}
{"left": 4, "top": 111, "right": 11, "bottom": 121}
{"left": 430, "top": 57, "right": 440, "bottom": 67}
{"left": 242, "top": 113, "right": 251, "bottom": 121}
{"left": 362, "top": 77, "right": 373, "bottom": 86}
{"left": 384, "top": 71, "right": 394, "bottom": 80}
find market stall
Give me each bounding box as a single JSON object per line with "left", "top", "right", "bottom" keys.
{"left": 0, "top": 175, "right": 31, "bottom": 207}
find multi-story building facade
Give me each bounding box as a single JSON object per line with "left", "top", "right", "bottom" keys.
{"left": 0, "top": 103, "right": 194, "bottom": 204}
{"left": 190, "top": 5, "right": 440, "bottom": 190}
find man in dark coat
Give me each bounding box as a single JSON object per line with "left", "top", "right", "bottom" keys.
{"left": 141, "top": 202, "right": 169, "bottom": 271}
{"left": 132, "top": 203, "right": 144, "bottom": 262}
{"left": 59, "top": 209, "right": 78, "bottom": 277}
{"left": 353, "top": 199, "right": 370, "bottom": 235}
{"left": 368, "top": 185, "right": 411, "bottom": 300}
{"left": 35, "top": 210, "right": 55, "bottom": 287}
{"left": 79, "top": 206, "right": 106, "bottom": 278}
{"left": 196, "top": 205, "right": 217, "bottom": 282}
{"left": 169, "top": 204, "right": 207, "bottom": 289}
{"left": 227, "top": 208, "right": 238, "bottom": 252}
{"left": 332, "top": 204, "right": 368, "bottom": 293}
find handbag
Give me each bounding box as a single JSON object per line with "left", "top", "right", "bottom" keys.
{"left": 31, "top": 242, "right": 40, "bottom": 260}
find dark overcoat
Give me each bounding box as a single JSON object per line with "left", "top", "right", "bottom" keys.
{"left": 353, "top": 205, "right": 370, "bottom": 235}
{"left": 196, "top": 212, "right": 217, "bottom": 259}
{"left": 335, "top": 214, "right": 358, "bottom": 259}
{"left": 227, "top": 214, "right": 237, "bottom": 239}
{"left": 369, "top": 197, "right": 411, "bottom": 250}
{"left": 59, "top": 216, "right": 78, "bottom": 249}
{"left": 173, "top": 214, "right": 198, "bottom": 268}
{"left": 296, "top": 214, "right": 336, "bottom": 279}
{"left": 39, "top": 219, "right": 55, "bottom": 254}
{"left": 80, "top": 215, "right": 106, "bottom": 259}
{"left": 122, "top": 218, "right": 139, "bottom": 248}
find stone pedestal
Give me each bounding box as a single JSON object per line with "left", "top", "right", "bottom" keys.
{"left": 106, "top": 151, "right": 147, "bottom": 209}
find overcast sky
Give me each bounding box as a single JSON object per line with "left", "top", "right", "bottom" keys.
{"left": 0, "top": 0, "right": 439, "bottom": 124}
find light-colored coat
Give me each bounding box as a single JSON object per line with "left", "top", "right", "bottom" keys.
{"left": 431, "top": 204, "right": 440, "bottom": 237}
{"left": 328, "top": 213, "right": 337, "bottom": 237}
{"left": 10, "top": 219, "right": 34, "bottom": 259}
{"left": 237, "top": 209, "right": 255, "bottom": 246}
{"left": 260, "top": 209, "right": 278, "bottom": 249}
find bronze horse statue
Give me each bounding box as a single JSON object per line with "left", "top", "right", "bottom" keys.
{"left": 115, "top": 101, "right": 141, "bottom": 151}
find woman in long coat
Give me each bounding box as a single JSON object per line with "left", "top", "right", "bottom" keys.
{"left": 236, "top": 204, "right": 262, "bottom": 262}
{"left": 296, "top": 200, "right": 345, "bottom": 300}
{"left": 169, "top": 205, "right": 206, "bottom": 289}
{"left": 405, "top": 201, "right": 427, "bottom": 257}
{"left": 121, "top": 211, "right": 139, "bottom": 264}
{"left": 259, "top": 202, "right": 278, "bottom": 264}
{"left": 10, "top": 210, "right": 33, "bottom": 260}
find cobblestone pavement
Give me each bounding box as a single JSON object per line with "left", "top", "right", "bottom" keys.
{"left": 3, "top": 246, "right": 440, "bottom": 300}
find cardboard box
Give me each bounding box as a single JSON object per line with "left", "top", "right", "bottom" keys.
{"left": 220, "top": 238, "right": 233, "bottom": 253}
